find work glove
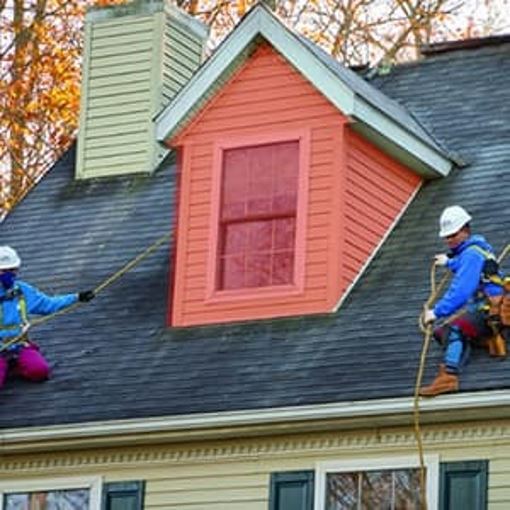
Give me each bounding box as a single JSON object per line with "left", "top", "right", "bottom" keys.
{"left": 434, "top": 253, "right": 449, "bottom": 266}
{"left": 423, "top": 308, "right": 436, "bottom": 326}
{"left": 78, "top": 290, "right": 95, "bottom": 302}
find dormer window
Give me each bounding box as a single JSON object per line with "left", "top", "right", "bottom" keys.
{"left": 214, "top": 139, "right": 301, "bottom": 293}
{"left": 206, "top": 132, "right": 309, "bottom": 301}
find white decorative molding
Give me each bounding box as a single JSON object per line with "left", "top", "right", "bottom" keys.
{"left": 2, "top": 421, "right": 510, "bottom": 474}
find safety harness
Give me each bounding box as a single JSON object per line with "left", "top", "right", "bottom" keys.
{"left": 467, "top": 245, "right": 510, "bottom": 325}
{"left": 0, "top": 286, "right": 30, "bottom": 352}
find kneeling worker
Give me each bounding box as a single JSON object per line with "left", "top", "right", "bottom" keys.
{"left": 420, "top": 206, "right": 505, "bottom": 397}
{"left": 0, "top": 246, "right": 95, "bottom": 389}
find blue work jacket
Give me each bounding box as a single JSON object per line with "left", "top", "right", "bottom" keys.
{"left": 433, "top": 235, "right": 503, "bottom": 319}
{"left": 0, "top": 280, "right": 78, "bottom": 341}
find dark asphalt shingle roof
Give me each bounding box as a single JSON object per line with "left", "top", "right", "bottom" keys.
{"left": 1, "top": 39, "right": 510, "bottom": 429}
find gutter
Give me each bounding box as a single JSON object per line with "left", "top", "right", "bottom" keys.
{"left": 2, "top": 391, "right": 510, "bottom": 452}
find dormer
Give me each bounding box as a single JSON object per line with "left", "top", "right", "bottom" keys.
{"left": 156, "top": 4, "right": 455, "bottom": 327}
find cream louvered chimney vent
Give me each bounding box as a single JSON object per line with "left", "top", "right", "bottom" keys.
{"left": 76, "top": 0, "right": 208, "bottom": 179}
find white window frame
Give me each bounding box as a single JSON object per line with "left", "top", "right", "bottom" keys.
{"left": 315, "top": 455, "right": 439, "bottom": 510}
{"left": 0, "top": 476, "right": 102, "bottom": 510}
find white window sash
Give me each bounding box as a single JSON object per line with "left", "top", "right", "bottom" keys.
{"left": 315, "top": 455, "right": 439, "bottom": 510}
{"left": 0, "top": 476, "right": 102, "bottom": 510}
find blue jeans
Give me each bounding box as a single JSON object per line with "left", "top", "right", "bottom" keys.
{"left": 434, "top": 309, "right": 492, "bottom": 374}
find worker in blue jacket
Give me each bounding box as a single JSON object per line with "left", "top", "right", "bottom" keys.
{"left": 420, "top": 206, "right": 504, "bottom": 397}
{"left": 0, "top": 246, "right": 95, "bottom": 389}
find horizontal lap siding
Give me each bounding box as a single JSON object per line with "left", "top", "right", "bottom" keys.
{"left": 162, "top": 20, "right": 203, "bottom": 108}
{"left": 78, "top": 15, "right": 157, "bottom": 178}
{"left": 3, "top": 420, "right": 510, "bottom": 509}
{"left": 339, "top": 129, "right": 422, "bottom": 296}
{"left": 172, "top": 44, "right": 345, "bottom": 326}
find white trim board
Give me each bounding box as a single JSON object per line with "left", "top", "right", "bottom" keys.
{"left": 1, "top": 390, "right": 510, "bottom": 451}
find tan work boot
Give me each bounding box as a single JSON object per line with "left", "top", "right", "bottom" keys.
{"left": 419, "top": 364, "right": 459, "bottom": 397}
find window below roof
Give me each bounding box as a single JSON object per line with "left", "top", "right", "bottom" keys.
{"left": 0, "top": 476, "right": 101, "bottom": 510}
{"left": 316, "top": 456, "right": 439, "bottom": 509}
{"left": 270, "top": 457, "right": 489, "bottom": 510}
{"left": 0, "top": 478, "right": 145, "bottom": 510}
{"left": 206, "top": 132, "right": 309, "bottom": 302}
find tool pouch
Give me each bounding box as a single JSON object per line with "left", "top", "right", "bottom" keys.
{"left": 487, "top": 295, "right": 503, "bottom": 318}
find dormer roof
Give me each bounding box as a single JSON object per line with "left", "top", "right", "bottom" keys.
{"left": 156, "top": 3, "right": 455, "bottom": 177}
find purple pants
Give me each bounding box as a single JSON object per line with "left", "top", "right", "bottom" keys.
{"left": 0, "top": 343, "right": 50, "bottom": 389}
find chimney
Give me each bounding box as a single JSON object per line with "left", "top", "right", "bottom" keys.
{"left": 76, "top": 0, "right": 208, "bottom": 180}
{"left": 260, "top": 0, "right": 277, "bottom": 10}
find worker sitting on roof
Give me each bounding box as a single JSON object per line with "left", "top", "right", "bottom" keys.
{"left": 420, "top": 206, "right": 506, "bottom": 397}
{"left": 0, "top": 246, "right": 95, "bottom": 389}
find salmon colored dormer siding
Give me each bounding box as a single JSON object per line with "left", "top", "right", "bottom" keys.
{"left": 168, "top": 43, "right": 422, "bottom": 327}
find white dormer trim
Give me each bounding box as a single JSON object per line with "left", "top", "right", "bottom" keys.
{"left": 155, "top": 4, "right": 453, "bottom": 177}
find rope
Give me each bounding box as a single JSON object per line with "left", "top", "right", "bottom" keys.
{"left": 413, "top": 242, "right": 510, "bottom": 508}
{"left": 413, "top": 324, "right": 432, "bottom": 510}
{"left": 0, "top": 233, "right": 169, "bottom": 354}
{"left": 414, "top": 263, "right": 449, "bottom": 509}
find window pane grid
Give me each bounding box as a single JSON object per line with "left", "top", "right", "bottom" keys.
{"left": 218, "top": 141, "right": 299, "bottom": 291}
{"left": 326, "top": 469, "right": 422, "bottom": 510}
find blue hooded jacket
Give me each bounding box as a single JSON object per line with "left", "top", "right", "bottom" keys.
{"left": 0, "top": 280, "right": 78, "bottom": 342}
{"left": 433, "top": 235, "right": 503, "bottom": 319}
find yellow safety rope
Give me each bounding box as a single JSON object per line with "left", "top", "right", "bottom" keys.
{"left": 414, "top": 242, "right": 510, "bottom": 509}
{"left": 414, "top": 264, "right": 449, "bottom": 510}
{"left": 0, "top": 233, "right": 169, "bottom": 354}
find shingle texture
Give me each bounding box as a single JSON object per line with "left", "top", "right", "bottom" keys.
{"left": 1, "top": 40, "right": 509, "bottom": 429}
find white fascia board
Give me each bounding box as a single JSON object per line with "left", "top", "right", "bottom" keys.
{"left": 155, "top": 7, "right": 355, "bottom": 143}
{"left": 2, "top": 390, "right": 510, "bottom": 447}
{"left": 353, "top": 99, "right": 453, "bottom": 177}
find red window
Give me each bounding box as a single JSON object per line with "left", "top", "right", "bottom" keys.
{"left": 217, "top": 141, "right": 299, "bottom": 291}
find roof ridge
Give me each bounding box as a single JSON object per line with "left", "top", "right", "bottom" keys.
{"left": 421, "top": 34, "right": 510, "bottom": 56}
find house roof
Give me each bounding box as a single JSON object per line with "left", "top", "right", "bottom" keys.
{"left": 1, "top": 36, "right": 510, "bottom": 431}
{"left": 155, "top": 3, "right": 454, "bottom": 177}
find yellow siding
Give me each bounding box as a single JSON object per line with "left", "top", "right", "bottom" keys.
{"left": 76, "top": 4, "right": 207, "bottom": 180}
{"left": 2, "top": 419, "right": 510, "bottom": 509}
{"left": 76, "top": 14, "right": 158, "bottom": 179}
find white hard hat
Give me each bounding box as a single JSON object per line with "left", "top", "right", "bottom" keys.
{"left": 0, "top": 246, "right": 21, "bottom": 270}
{"left": 438, "top": 206, "right": 472, "bottom": 237}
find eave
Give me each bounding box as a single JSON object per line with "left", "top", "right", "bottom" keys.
{"left": 155, "top": 4, "right": 454, "bottom": 178}
{"left": 2, "top": 391, "right": 510, "bottom": 454}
